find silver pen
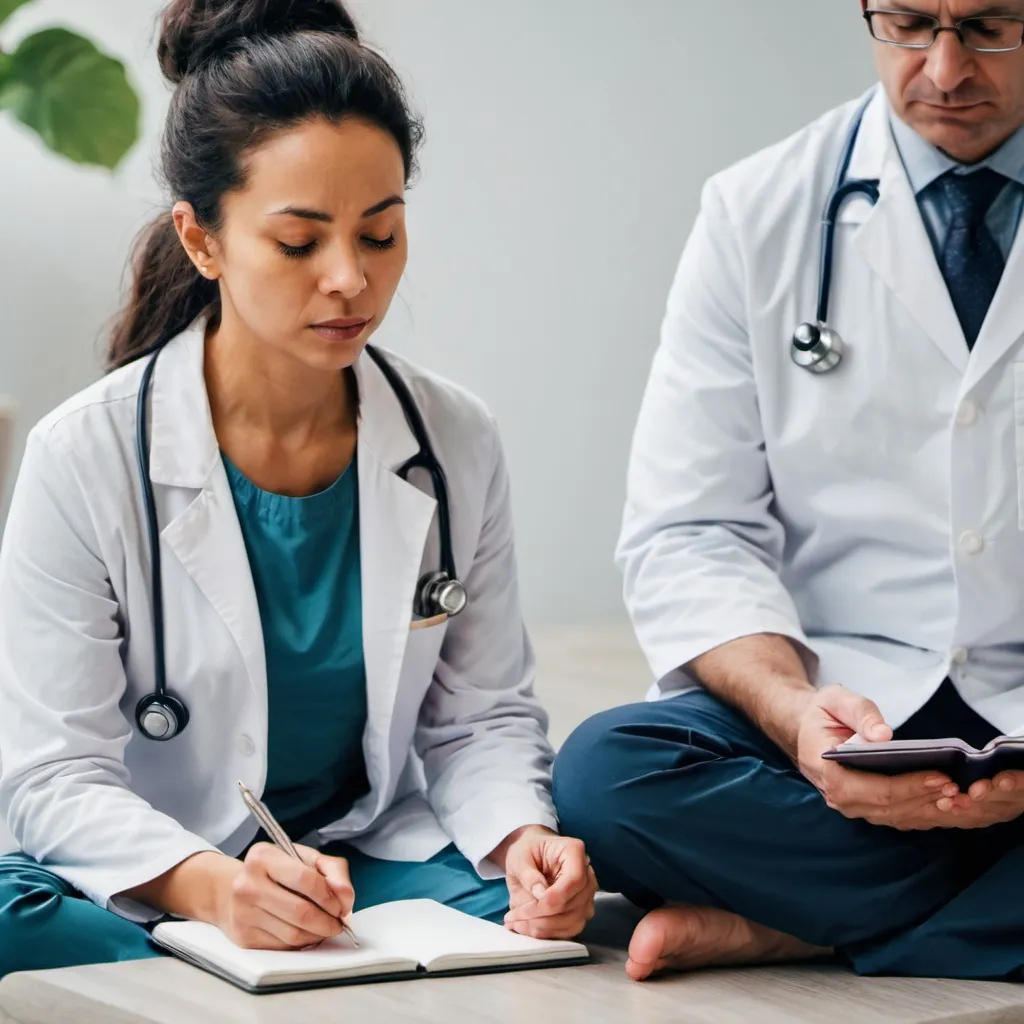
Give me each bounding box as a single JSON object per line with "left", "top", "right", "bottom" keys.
{"left": 237, "top": 781, "right": 359, "bottom": 947}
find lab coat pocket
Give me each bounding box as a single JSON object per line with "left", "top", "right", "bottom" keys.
{"left": 1014, "top": 364, "right": 1024, "bottom": 529}
{"left": 399, "top": 619, "right": 449, "bottom": 701}
{"left": 392, "top": 619, "right": 450, "bottom": 740}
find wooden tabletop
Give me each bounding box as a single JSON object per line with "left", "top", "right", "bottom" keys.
{"left": 5, "top": 945, "right": 1024, "bottom": 1024}
{"left": 5, "top": 894, "right": 1024, "bottom": 1024}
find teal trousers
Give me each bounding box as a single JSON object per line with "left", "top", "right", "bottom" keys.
{"left": 0, "top": 842, "right": 509, "bottom": 979}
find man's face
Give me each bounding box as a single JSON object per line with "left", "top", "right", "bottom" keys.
{"left": 865, "top": 1, "right": 1024, "bottom": 162}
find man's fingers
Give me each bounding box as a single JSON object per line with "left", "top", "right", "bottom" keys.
{"left": 936, "top": 794, "right": 972, "bottom": 813}
{"left": 968, "top": 780, "right": 992, "bottom": 802}
{"left": 830, "top": 784, "right": 949, "bottom": 827}
{"left": 820, "top": 688, "right": 891, "bottom": 741}
{"left": 824, "top": 766, "right": 949, "bottom": 812}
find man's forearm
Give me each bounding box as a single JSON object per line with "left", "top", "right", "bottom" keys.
{"left": 689, "top": 634, "right": 816, "bottom": 759}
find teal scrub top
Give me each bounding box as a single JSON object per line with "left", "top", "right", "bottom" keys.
{"left": 222, "top": 452, "right": 369, "bottom": 841}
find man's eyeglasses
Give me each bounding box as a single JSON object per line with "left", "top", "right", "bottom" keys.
{"left": 864, "top": 9, "right": 1024, "bottom": 52}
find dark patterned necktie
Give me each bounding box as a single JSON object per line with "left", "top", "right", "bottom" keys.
{"left": 938, "top": 168, "right": 1008, "bottom": 350}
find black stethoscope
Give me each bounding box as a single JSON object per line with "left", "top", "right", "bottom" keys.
{"left": 791, "top": 95, "right": 880, "bottom": 373}
{"left": 134, "top": 343, "right": 467, "bottom": 741}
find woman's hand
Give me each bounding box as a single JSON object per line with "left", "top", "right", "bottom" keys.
{"left": 214, "top": 842, "right": 355, "bottom": 950}
{"left": 497, "top": 826, "right": 597, "bottom": 939}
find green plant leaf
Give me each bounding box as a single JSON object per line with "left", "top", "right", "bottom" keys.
{"left": 0, "top": 27, "right": 139, "bottom": 169}
{"left": 0, "top": 0, "right": 34, "bottom": 29}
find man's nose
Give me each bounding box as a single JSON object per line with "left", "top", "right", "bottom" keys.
{"left": 923, "top": 28, "right": 976, "bottom": 94}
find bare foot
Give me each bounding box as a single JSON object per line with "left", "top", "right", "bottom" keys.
{"left": 626, "top": 904, "right": 831, "bottom": 982}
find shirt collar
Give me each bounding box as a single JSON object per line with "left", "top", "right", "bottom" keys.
{"left": 889, "top": 109, "right": 1024, "bottom": 193}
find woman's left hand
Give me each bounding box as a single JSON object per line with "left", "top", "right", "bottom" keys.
{"left": 499, "top": 826, "right": 597, "bottom": 939}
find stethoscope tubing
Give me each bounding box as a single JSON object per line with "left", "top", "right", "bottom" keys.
{"left": 134, "top": 342, "right": 461, "bottom": 737}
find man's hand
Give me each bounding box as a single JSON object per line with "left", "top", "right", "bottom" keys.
{"left": 929, "top": 772, "right": 1024, "bottom": 827}
{"left": 494, "top": 825, "right": 597, "bottom": 939}
{"left": 689, "top": 635, "right": 1024, "bottom": 832}
{"left": 796, "top": 685, "right": 958, "bottom": 831}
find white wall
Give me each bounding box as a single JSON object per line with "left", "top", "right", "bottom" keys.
{"left": 0, "top": 1, "right": 876, "bottom": 626}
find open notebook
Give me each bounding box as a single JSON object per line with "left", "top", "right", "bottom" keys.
{"left": 152, "top": 898, "right": 590, "bottom": 994}
{"left": 824, "top": 735, "right": 1024, "bottom": 788}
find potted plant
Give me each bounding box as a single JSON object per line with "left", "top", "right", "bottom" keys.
{"left": 0, "top": 0, "right": 140, "bottom": 169}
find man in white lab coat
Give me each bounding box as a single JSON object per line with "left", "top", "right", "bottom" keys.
{"left": 553, "top": 1, "right": 1024, "bottom": 981}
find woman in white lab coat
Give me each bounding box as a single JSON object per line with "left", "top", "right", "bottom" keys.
{"left": 0, "top": 0, "right": 595, "bottom": 977}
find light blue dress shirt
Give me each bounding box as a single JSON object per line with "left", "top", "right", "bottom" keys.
{"left": 889, "top": 112, "right": 1024, "bottom": 262}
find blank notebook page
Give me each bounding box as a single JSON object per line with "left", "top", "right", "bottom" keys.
{"left": 353, "top": 899, "right": 586, "bottom": 968}
{"left": 154, "top": 920, "right": 413, "bottom": 986}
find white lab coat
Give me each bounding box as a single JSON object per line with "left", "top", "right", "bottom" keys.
{"left": 620, "top": 86, "right": 1024, "bottom": 734}
{"left": 0, "top": 319, "right": 556, "bottom": 920}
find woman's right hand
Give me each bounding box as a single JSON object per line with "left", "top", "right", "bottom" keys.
{"left": 215, "top": 842, "right": 355, "bottom": 950}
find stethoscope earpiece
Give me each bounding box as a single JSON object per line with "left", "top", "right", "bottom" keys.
{"left": 791, "top": 322, "right": 843, "bottom": 374}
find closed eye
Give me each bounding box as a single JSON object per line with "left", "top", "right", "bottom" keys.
{"left": 893, "top": 14, "right": 932, "bottom": 30}
{"left": 278, "top": 236, "right": 396, "bottom": 258}
{"left": 278, "top": 240, "right": 318, "bottom": 259}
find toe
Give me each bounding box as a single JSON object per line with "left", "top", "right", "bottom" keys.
{"left": 625, "top": 956, "right": 659, "bottom": 982}
{"left": 628, "top": 910, "right": 670, "bottom": 970}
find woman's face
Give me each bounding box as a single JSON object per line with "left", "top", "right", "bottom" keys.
{"left": 183, "top": 116, "right": 408, "bottom": 371}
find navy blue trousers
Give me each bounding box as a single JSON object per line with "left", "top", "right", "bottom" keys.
{"left": 553, "top": 681, "right": 1024, "bottom": 979}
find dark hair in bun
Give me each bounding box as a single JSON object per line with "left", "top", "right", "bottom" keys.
{"left": 110, "top": 0, "right": 422, "bottom": 367}
{"left": 157, "top": 0, "right": 360, "bottom": 84}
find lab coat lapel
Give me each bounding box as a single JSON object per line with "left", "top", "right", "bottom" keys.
{"left": 846, "top": 91, "right": 969, "bottom": 375}
{"left": 145, "top": 328, "right": 438, "bottom": 811}
{"left": 354, "top": 351, "right": 438, "bottom": 810}
{"left": 146, "top": 321, "right": 268, "bottom": 732}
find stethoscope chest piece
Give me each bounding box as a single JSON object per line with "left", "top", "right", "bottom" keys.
{"left": 136, "top": 692, "right": 190, "bottom": 741}
{"left": 791, "top": 322, "right": 843, "bottom": 374}
{"left": 415, "top": 570, "right": 468, "bottom": 619}
{"left": 793, "top": 93, "right": 879, "bottom": 377}
{"left": 135, "top": 346, "right": 468, "bottom": 745}
{"left": 134, "top": 343, "right": 467, "bottom": 741}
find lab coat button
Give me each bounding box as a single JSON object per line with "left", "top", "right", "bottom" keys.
{"left": 958, "top": 530, "right": 985, "bottom": 556}
{"left": 951, "top": 647, "right": 969, "bottom": 665}
{"left": 956, "top": 401, "right": 978, "bottom": 426}
{"left": 236, "top": 734, "right": 255, "bottom": 757}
